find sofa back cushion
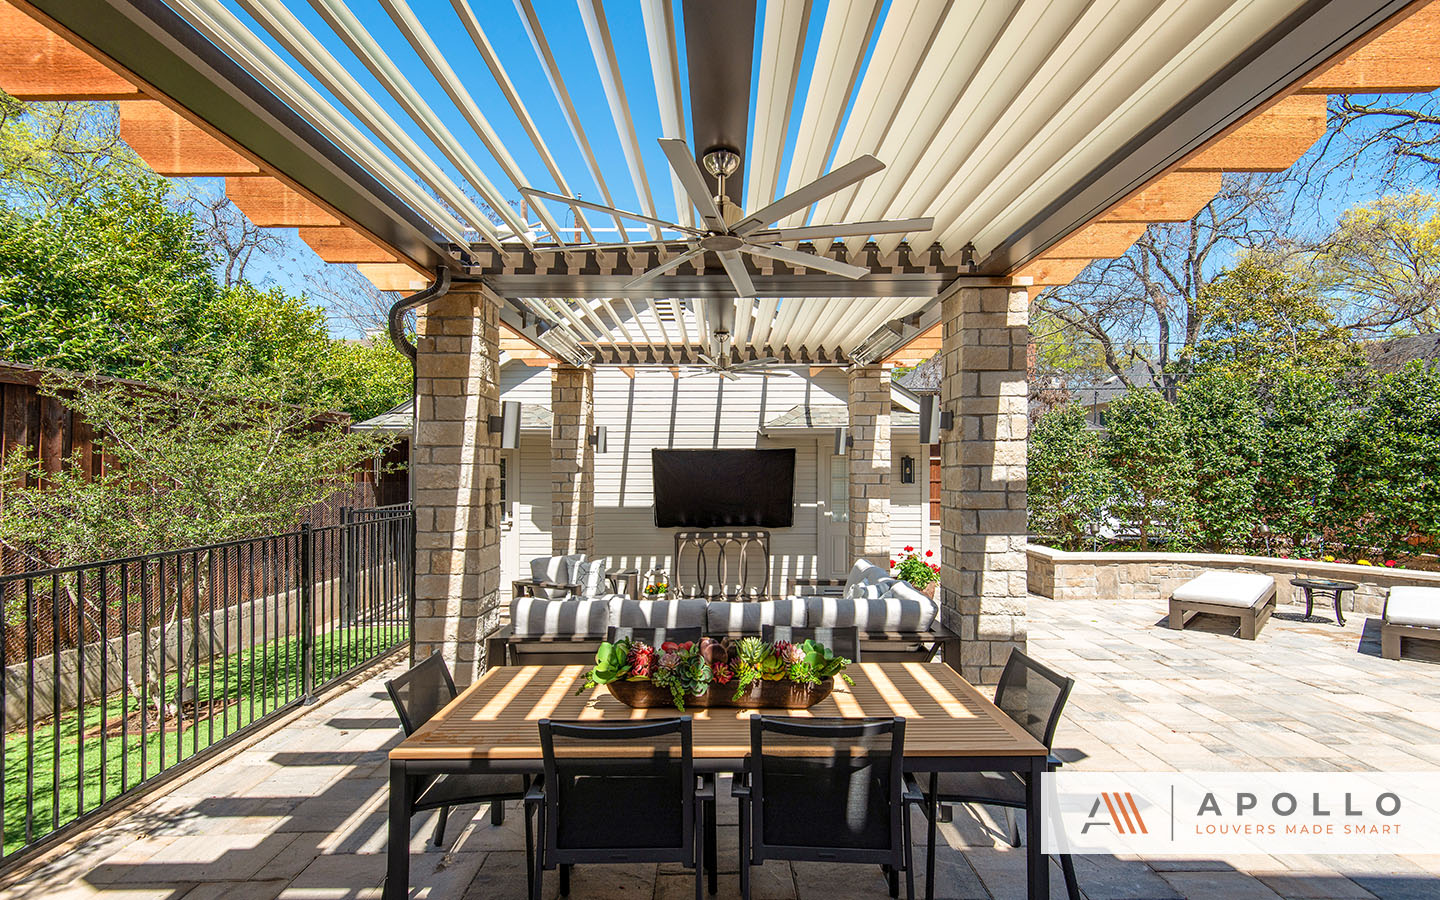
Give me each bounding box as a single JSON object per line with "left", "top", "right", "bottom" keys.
{"left": 610, "top": 598, "right": 708, "bottom": 629}
{"left": 805, "top": 582, "right": 939, "bottom": 634}
{"left": 529, "top": 554, "right": 586, "bottom": 599}
{"left": 510, "top": 596, "right": 613, "bottom": 638}
{"left": 704, "top": 598, "right": 808, "bottom": 634}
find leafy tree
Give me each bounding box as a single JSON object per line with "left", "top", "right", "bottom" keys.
{"left": 1192, "top": 258, "right": 1365, "bottom": 383}
{"left": 1102, "top": 387, "right": 1195, "bottom": 550}
{"left": 1177, "top": 374, "right": 1263, "bottom": 551}
{"left": 1309, "top": 192, "right": 1440, "bottom": 334}
{"left": 1254, "top": 370, "right": 1351, "bottom": 552}
{"left": 1334, "top": 361, "right": 1440, "bottom": 555}
{"left": 1027, "top": 404, "right": 1110, "bottom": 549}
{"left": 322, "top": 339, "right": 413, "bottom": 422}
{"left": 0, "top": 367, "right": 395, "bottom": 718}
{"left": 0, "top": 95, "right": 148, "bottom": 210}
{"left": 0, "top": 179, "right": 221, "bottom": 381}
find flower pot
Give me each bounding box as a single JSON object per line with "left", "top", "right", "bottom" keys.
{"left": 910, "top": 580, "right": 938, "bottom": 600}
{"left": 606, "top": 676, "right": 834, "bottom": 710}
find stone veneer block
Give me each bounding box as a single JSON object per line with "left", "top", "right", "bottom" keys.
{"left": 940, "top": 286, "right": 1029, "bottom": 684}
{"left": 847, "top": 364, "right": 891, "bottom": 567}
{"left": 550, "top": 364, "right": 595, "bottom": 557}
{"left": 412, "top": 285, "right": 503, "bottom": 686}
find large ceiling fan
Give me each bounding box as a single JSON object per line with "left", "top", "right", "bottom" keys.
{"left": 520, "top": 139, "right": 933, "bottom": 297}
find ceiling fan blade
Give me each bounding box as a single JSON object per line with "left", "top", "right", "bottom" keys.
{"left": 718, "top": 369, "right": 740, "bottom": 381}
{"left": 622, "top": 247, "right": 706, "bottom": 289}
{"left": 744, "top": 217, "right": 935, "bottom": 243}
{"left": 742, "top": 243, "right": 870, "bottom": 279}
{"left": 658, "top": 139, "right": 726, "bottom": 232}
{"left": 521, "top": 187, "right": 701, "bottom": 236}
{"left": 697, "top": 353, "right": 718, "bottom": 367}
{"left": 731, "top": 155, "right": 885, "bottom": 236}
{"left": 717, "top": 249, "right": 755, "bottom": 298}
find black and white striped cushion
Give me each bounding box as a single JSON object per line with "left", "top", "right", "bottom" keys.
{"left": 510, "top": 597, "right": 615, "bottom": 638}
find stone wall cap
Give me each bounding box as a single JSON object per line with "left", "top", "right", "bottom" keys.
{"left": 1026, "top": 543, "right": 1440, "bottom": 584}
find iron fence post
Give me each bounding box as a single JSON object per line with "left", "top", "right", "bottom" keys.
{"left": 407, "top": 508, "right": 416, "bottom": 665}
{"left": 299, "top": 523, "right": 315, "bottom": 703}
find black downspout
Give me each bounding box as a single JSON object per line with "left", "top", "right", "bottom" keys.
{"left": 387, "top": 266, "right": 450, "bottom": 666}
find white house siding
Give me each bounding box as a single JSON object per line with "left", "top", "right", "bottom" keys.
{"left": 499, "top": 364, "right": 927, "bottom": 597}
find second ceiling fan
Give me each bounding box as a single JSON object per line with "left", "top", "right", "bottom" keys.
{"left": 521, "top": 139, "right": 932, "bottom": 297}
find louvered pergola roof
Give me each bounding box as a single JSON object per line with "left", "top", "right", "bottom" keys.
{"left": 4, "top": 0, "right": 1439, "bottom": 367}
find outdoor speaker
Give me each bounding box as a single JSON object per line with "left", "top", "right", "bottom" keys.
{"left": 488, "top": 400, "right": 521, "bottom": 449}
{"left": 589, "top": 425, "right": 608, "bottom": 454}
{"left": 834, "top": 426, "right": 851, "bottom": 456}
{"left": 919, "top": 396, "right": 950, "bottom": 445}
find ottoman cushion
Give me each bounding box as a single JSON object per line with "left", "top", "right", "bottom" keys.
{"left": 1385, "top": 586, "right": 1440, "bottom": 628}
{"left": 1172, "top": 571, "right": 1274, "bottom": 609}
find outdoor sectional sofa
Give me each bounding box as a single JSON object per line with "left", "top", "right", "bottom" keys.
{"left": 485, "top": 558, "right": 958, "bottom": 666}
{"left": 1168, "top": 570, "right": 1277, "bottom": 640}
{"left": 1381, "top": 586, "right": 1440, "bottom": 660}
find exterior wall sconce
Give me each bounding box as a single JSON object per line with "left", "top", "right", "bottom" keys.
{"left": 900, "top": 455, "right": 915, "bottom": 483}
{"left": 488, "top": 400, "right": 520, "bottom": 449}
{"left": 918, "top": 396, "right": 953, "bottom": 444}
{"left": 589, "top": 425, "right": 608, "bottom": 453}
{"left": 833, "top": 426, "right": 852, "bottom": 455}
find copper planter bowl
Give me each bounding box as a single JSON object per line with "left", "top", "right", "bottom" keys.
{"left": 607, "top": 677, "right": 834, "bottom": 710}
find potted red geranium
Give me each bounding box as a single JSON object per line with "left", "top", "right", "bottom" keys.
{"left": 891, "top": 545, "right": 940, "bottom": 599}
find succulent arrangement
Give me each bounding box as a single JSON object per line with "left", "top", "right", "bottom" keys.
{"left": 578, "top": 636, "right": 853, "bottom": 711}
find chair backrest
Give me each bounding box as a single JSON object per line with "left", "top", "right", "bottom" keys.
{"left": 384, "top": 652, "right": 457, "bottom": 737}
{"left": 761, "top": 625, "right": 861, "bottom": 662}
{"left": 538, "top": 717, "right": 696, "bottom": 861}
{"left": 748, "top": 715, "right": 905, "bottom": 861}
{"left": 605, "top": 625, "right": 704, "bottom": 647}
{"left": 993, "top": 650, "right": 1075, "bottom": 749}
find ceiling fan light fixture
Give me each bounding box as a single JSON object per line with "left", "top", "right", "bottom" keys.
{"left": 702, "top": 147, "right": 740, "bottom": 179}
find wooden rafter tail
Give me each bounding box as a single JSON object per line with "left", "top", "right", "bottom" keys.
{"left": 1299, "top": 1, "right": 1440, "bottom": 94}
{"left": 357, "top": 263, "right": 433, "bottom": 294}
{"left": 1013, "top": 257, "right": 1091, "bottom": 287}
{"left": 0, "top": 1, "right": 141, "bottom": 100}
{"left": 1041, "top": 222, "right": 1148, "bottom": 260}
{"left": 1177, "top": 93, "right": 1329, "bottom": 173}
{"left": 882, "top": 324, "right": 941, "bottom": 368}
{"left": 1100, "top": 172, "right": 1223, "bottom": 224}
{"left": 225, "top": 176, "right": 341, "bottom": 227}
{"left": 298, "top": 227, "right": 399, "bottom": 264}
{"left": 117, "top": 99, "right": 260, "bottom": 176}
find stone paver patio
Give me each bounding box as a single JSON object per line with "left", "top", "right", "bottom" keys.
{"left": 5, "top": 595, "right": 1440, "bottom": 900}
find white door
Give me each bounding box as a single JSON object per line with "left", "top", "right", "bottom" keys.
{"left": 816, "top": 440, "right": 849, "bottom": 578}
{"left": 500, "top": 452, "right": 520, "bottom": 585}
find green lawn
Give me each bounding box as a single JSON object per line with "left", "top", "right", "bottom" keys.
{"left": 2, "top": 623, "right": 406, "bottom": 856}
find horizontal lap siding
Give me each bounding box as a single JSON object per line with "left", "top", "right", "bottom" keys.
{"left": 499, "top": 366, "right": 924, "bottom": 596}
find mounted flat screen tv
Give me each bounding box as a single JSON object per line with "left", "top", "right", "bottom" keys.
{"left": 652, "top": 449, "right": 795, "bottom": 528}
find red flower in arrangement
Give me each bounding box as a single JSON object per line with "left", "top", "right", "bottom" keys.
{"left": 712, "top": 663, "right": 734, "bottom": 685}
{"left": 925, "top": 550, "right": 933, "bottom": 557}
{"left": 660, "top": 640, "right": 693, "bottom": 653}
{"left": 628, "top": 644, "right": 657, "bottom": 678}
{"left": 904, "top": 545, "right": 914, "bottom": 553}
{"left": 929, "top": 563, "right": 940, "bottom": 573}
{"left": 889, "top": 559, "right": 897, "bottom": 567}
{"left": 1385, "top": 560, "right": 1398, "bottom": 567}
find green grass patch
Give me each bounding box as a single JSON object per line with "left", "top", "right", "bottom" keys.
{"left": 2, "top": 623, "right": 406, "bottom": 856}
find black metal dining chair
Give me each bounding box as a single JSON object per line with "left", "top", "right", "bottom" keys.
{"left": 734, "top": 715, "right": 922, "bottom": 900}
{"left": 384, "top": 653, "right": 529, "bottom": 848}
{"left": 918, "top": 650, "right": 1081, "bottom": 900}
{"left": 761, "top": 624, "right": 862, "bottom": 661}
{"left": 605, "top": 625, "right": 704, "bottom": 647}
{"left": 528, "top": 717, "right": 714, "bottom": 900}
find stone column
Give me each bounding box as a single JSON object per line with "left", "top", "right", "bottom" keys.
{"left": 847, "top": 364, "right": 892, "bottom": 567}
{"left": 411, "top": 285, "right": 503, "bottom": 686}
{"left": 550, "top": 364, "right": 595, "bottom": 557}
{"left": 939, "top": 286, "right": 1029, "bottom": 684}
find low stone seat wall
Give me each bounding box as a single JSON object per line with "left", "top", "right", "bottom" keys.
{"left": 1027, "top": 545, "right": 1440, "bottom": 615}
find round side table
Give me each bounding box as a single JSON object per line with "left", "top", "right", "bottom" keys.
{"left": 1291, "top": 578, "right": 1359, "bottom": 626}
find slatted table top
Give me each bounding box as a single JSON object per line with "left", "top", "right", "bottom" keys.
{"left": 390, "top": 662, "right": 1047, "bottom": 762}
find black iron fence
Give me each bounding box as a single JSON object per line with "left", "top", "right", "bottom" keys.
{"left": 0, "top": 503, "right": 414, "bottom": 865}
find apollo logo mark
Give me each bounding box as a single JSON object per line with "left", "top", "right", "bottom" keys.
{"left": 1082, "top": 792, "right": 1148, "bottom": 835}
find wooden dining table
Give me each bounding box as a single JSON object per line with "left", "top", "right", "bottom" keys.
{"left": 385, "top": 661, "right": 1050, "bottom": 900}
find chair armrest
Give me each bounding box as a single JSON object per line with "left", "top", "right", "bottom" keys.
{"left": 607, "top": 568, "right": 641, "bottom": 598}
{"left": 1048, "top": 754, "right": 1065, "bottom": 770}
{"left": 524, "top": 776, "right": 546, "bottom": 804}
{"left": 513, "top": 579, "right": 580, "bottom": 599}
{"left": 695, "top": 774, "right": 716, "bottom": 801}
{"left": 901, "top": 773, "right": 925, "bottom": 806}
{"left": 731, "top": 772, "right": 751, "bottom": 799}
